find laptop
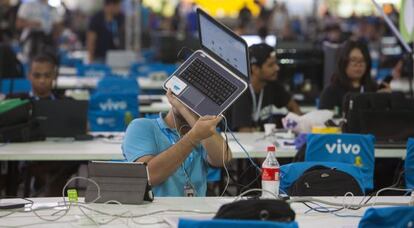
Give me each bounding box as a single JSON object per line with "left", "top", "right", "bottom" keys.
{"left": 85, "top": 161, "right": 153, "bottom": 204}
{"left": 163, "top": 8, "right": 249, "bottom": 116}
{"left": 32, "top": 100, "right": 88, "bottom": 138}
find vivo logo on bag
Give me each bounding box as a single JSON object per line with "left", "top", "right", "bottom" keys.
{"left": 99, "top": 99, "right": 127, "bottom": 111}
{"left": 325, "top": 139, "right": 361, "bottom": 155}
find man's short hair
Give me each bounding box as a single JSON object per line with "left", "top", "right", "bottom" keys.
{"left": 31, "top": 53, "right": 57, "bottom": 68}
{"left": 249, "top": 43, "right": 276, "bottom": 67}
{"left": 104, "top": 0, "right": 122, "bottom": 5}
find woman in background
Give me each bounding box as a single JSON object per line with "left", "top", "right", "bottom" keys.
{"left": 319, "top": 40, "right": 390, "bottom": 113}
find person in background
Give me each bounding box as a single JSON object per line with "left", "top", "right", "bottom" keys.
{"left": 123, "top": 90, "right": 231, "bottom": 197}
{"left": 16, "top": 0, "right": 62, "bottom": 62}
{"left": 230, "top": 43, "right": 302, "bottom": 132}
{"left": 87, "top": 0, "right": 124, "bottom": 63}
{"left": 6, "top": 53, "right": 62, "bottom": 100}
{"left": 318, "top": 40, "right": 391, "bottom": 114}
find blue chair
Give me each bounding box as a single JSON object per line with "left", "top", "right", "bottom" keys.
{"left": 304, "top": 133, "right": 375, "bottom": 191}
{"left": 358, "top": 206, "right": 414, "bottom": 228}
{"left": 76, "top": 64, "right": 111, "bottom": 78}
{"left": 1, "top": 79, "right": 31, "bottom": 94}
{"left": 405, "top": 138, "right": 414, "bottom": 189}
{"left": 88, "top": 92, "right": 139, "bottom": 131}
{"left": 96, "top": 76, "right": 139, "bottom": 94}
{"left": 178, "top": 219, "right": 298, "bottom": 228}
{"left": 280, "top": 161, "right": 365, "bottom": 195}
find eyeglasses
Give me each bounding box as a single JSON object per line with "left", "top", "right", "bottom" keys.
{"left": 348, "top": 58, "right": 366, "bottom": 66}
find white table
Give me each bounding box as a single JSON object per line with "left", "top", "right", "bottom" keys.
{"left": 0, "top": 133, "right": 406, "bottom": 161}
{"left": 0, "top": 196, "right": 410, "bottom": 227}
{"left": 56, "top": 76, "right": 164, "bottom": 91}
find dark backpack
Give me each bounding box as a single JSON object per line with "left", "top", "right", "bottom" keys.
{"left": 214, "top": 199, "right": 295, "bottom": 222}
{"left": 288, "top": 165, "right": 363, "bottom": 196}
{"left": 0, "top": 99, "right": 43, "bottom": 142}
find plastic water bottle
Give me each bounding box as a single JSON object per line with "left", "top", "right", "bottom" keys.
{"left": 261, "top": 145, "right": 280, "bottom": 198}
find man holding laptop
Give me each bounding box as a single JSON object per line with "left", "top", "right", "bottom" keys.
{"left": 123, "top": 90, "right": 231, "bottom": 197}
{"left": 123, "top": 8, "right": 251, "bottom": 196}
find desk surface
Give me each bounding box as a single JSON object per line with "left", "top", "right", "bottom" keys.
{"left": 0, "top": 132, "right": 406, "bottom": 161}
{"left": 57, "top": 76, "right": 164, "bottom": 90}
{"left": 0, "top": 196, "right": 410, "bottom": 227}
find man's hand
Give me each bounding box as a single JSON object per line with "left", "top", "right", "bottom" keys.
{"left": 166, "top": 89, "right": 198, "bottom": 126}
{"left": 188, "top": 115, "right": 222, "bottom": 143}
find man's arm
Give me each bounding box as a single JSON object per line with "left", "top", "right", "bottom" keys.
{"left": 286, "top": 98, "right": 302, "bottom": 115}
{"left": 86, "top": 31, "right": 97, "bottom": 63}
{"left": 166, "top": 90, "right": 232, "bottom": 167}
{"left": 136, "top": 131, "right": 198, "bottom": 186}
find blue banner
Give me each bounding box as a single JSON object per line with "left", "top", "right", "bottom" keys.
{"left": 280, "top": 161, "right": 365, "bottom": 194}
{"left": 305, "top": 133, "right": 375, "bottom": 190}
{"left": 88, "top": 92, "right": 138, "bottom": 131}
{"left": 406, "top": 138, "right": 414, "bottom": 189}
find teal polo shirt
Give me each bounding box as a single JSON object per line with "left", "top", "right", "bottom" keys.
{"left": 122, "top": 113, "right": 208, "bottom": 196}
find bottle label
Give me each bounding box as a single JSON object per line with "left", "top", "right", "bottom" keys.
{"left": 262, "top": 167, "right": 280, "bottom": 181}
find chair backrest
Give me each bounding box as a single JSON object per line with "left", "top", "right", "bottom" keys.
{"left": 405, "top": 138, "right": 414, "bottom": 189}
{"left": 178, "top": 219, "right": 298, "bottom": 228}
{"left": 280, "top": 161, "right": 365, "bottom": 195}
{"left": 358, "top": 206, "right": 414, "bottom": 228}
{"left": 305, "top": 133, "right": 375, "bottom": 190}
{"left": 88, "top": 92, "right": 138, "bottom": 131}
{"left": 1, "top": 79, "right": 31, "bottom": 94}
{"left": 77, "top": 64, "right": 112, "bottom": 78}
{"left": 96, "top": 76, "right": 139, "bottom": 94}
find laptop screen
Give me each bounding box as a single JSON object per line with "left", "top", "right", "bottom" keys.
{"left": 198, "top": 11, "right": 249, "bottom": 79}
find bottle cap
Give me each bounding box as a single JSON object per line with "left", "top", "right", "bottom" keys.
{"left": 267, "top": 145, "right": 276, "bottom": 152}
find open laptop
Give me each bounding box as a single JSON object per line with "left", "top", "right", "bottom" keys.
{"left": 163, "top": 8, "right": 249, "bottom": 116}
{"left": 85, "top": 161, "right": 153, "bottom": 204}
{"left": 32, "top": 100, "right": 88, "bottom": 138}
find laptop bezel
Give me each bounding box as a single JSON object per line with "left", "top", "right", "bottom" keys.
{"left": 196, "top": 8, "right": 251, "bottom": 83}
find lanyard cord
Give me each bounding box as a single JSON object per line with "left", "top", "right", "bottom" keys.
{"left": 156, "top": 116, "right": 196, "bottom": 194}
{"left": 249, "top": 85, "right": 264, "bottom": 122}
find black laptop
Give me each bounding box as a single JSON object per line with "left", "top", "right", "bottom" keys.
{"left": 32, "top": 100, "right": 88, "bottom": 138}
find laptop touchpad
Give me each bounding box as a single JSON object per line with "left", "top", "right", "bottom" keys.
{"left": 182, "top": 88, "right": 205, "bottom": 107}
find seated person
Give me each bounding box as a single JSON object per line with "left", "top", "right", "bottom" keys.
{"left": 319, "top": 39, "right": 391, "bottom": 114}
{"left": 6, "top": 53, "right": 78, "bottom": 197}
{"left": 7, "top": 53, "right": 64, "bottom": 100}
{"left": 230, "top": 43, "right": 302, "bottom": 132}
{"left": 122, "top": 90, "right": 232, "bottom": 196}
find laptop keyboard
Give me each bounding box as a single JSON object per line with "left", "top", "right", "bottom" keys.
{"left": 181, "top": 58, "right": 237, "bottom": 106}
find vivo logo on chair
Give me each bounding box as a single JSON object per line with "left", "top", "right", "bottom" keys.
{"left": 99, "top": 99, "right": 127, "bottom": 111}
{"left": 325, "top": 139, "right": 361, "bottom": 155}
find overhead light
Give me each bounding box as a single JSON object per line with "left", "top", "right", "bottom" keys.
{"left": 48, "top": 0, "right": 61, "bottom": 8}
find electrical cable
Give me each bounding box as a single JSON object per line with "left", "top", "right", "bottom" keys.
{"left": 220, "top": 114, "right": 231, "bottom": 196}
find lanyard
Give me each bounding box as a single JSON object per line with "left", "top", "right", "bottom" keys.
{"left": 249, "top": 85, "right": 264, "bottom": 122}
{"left": 155, "top": 118, "right": 194, "bottom": 172}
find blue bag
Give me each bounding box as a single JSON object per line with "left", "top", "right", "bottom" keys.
{"left": 178, "top": 219, "right": 298, "bottom": 228}
{"left": 358, "top": 206, "right": 414, "bottom": 228}
{"left": 280, "top": 161, "right": 365, "bottom": 194}
{"left": 305, "top": 133, "right": 375, "bottom": 190}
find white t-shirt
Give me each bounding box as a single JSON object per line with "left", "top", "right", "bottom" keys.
{"left": 17, "top": 0, "right": 62, "bottom": 39}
